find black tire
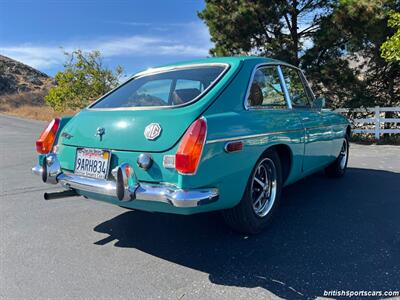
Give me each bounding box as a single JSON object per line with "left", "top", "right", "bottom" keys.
{"left": 325, "top": 135, "right": 349, "bottom": 177}
{"left": 222, "top": 148, "right": 283, "bottom": 234}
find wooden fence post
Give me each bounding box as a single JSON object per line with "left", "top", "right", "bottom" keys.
{"left": 374, "top": 106, "right": 380, "bottom": 140}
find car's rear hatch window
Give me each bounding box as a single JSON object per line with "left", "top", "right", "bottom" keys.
{"left": 90, "top": 64, "right": 228, "bottom": 109}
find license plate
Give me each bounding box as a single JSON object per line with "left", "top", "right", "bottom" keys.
{"left": 74, "top": 148, "right": 111, "bottom": 179}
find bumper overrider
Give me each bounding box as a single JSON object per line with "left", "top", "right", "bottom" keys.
{"left": 32, "top": 153, "right": 219, "bottom": 208}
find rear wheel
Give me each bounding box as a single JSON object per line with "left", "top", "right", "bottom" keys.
{"left": 222, "top": 149, "right": 282, "bottom": 234}
{"left": 325, "top": 136, "right": 349, "bottom": 177}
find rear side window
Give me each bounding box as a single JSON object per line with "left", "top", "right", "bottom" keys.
{"left": 91, "top": 65, "right": 227, "bottom": 109}
{"left": 247, "top": 66, "right": 286, "bottom": 108}
{"left": 280, "top": 67, "right": 311, "bottom": 108}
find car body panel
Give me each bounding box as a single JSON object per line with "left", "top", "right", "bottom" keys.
{"left": 296, "top": 109, "right": 333, "bottom": 173}
{"left": 35, "top": 56, "right": 350, "bottom": 214}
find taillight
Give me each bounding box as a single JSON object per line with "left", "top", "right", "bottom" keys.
{"left": 36, "top": 118, "right": 60, "bottom": 154}
{"left": 175, "top": 118, "right": 207, "bottom": 175}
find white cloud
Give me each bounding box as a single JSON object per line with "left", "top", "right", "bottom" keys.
{"left": 0, "top": 46, "right": 65, "bottom": 69}
{"left": 0, "top": 21, "right": 212, "bottom": 71}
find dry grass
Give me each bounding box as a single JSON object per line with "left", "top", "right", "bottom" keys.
{"left": 0, "top": 89, "right": 47, "bottom": 106}
{"left": 2, "top": 105, "right": 70, "bottom": 121}
{"left": 0, "top": 91, "right": 76, "bottom": 121}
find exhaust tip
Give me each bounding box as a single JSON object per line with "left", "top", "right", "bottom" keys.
{"left": 115, "top": 163, "right": 137, "bottom": 202}
{"left": 44, "top": 190, "right": 78, "bottom": 200}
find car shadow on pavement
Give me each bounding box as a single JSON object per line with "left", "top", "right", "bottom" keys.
{"left": 93, "top": 168, "right": 400, "bottom": 299}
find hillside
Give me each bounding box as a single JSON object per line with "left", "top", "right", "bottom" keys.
{"left": 0, "top": 54, "right": 54, "bottom": 99}
{"left": 0, "top": 55, "right": 57, "bottom": 120}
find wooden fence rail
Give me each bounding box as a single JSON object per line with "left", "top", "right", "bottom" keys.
{"left": 334, "top": 106, "right": 400, "bottom": 140}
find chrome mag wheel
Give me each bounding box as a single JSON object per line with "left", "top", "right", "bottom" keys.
{"left": 250, "top": 158, "right": 278, "bottom": 218}
{"left": 339, "top": 139, "right": 348, "bottom": 170}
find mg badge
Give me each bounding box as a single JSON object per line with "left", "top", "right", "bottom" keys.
{"left": 144, "top": 123, "right": 162, "bottom": 140}
{"left": 95, "top": 127, "right": 105, "bottom": 141}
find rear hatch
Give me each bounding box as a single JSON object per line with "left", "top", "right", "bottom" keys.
{"left": 58, "top": 59, "right": 242, "bottom": 152}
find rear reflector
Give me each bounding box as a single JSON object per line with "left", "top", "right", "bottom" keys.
{"left": 175, "top": 118, "right": 207, "bottom": 175}
{"left": 163, "top": 155, "right": 176, "bottom": 169}
{"left": 225, "top": 141, "right": 243, "bottom": 153}
{"left": 36, "top": 118, "right": 60, "bottom": 154}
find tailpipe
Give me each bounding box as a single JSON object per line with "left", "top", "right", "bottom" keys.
{"left": 44, "top": 190, "right": 79, "bottom": 200}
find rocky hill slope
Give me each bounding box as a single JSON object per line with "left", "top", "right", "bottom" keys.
{"left": 0, "top": 55, "right": 57, "bottom": 120}
{"left": 0, "top": 54, "right": 54, "bottom": 97}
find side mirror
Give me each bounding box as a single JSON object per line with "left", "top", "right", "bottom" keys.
{"left": 313, "top": 97, "right": 325, "bottom": 109}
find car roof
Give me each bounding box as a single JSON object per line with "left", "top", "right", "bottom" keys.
{"left": 134, "top": 56, "right": 289, "bottom": 77}
{"left": 160, "top": 56, "right": 286, "bottom": 67}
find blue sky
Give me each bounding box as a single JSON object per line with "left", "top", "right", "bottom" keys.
{"left": 0, "top": 0, "right": 212, "bottom": 77}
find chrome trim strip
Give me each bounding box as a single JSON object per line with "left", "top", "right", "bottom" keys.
{"left": 206, "top": 123, "right": 338, "bottom": 145}
{"left": 87, "top": 63, "right": 230, "bottom": 111}
{"left": 206, "top": 128, "right": 305, "bottom": 144}
{"left": 245, "top": 106, "right": 288, "bottom": 111}
{"left": 133, "top": 63, "right": 229, "bottom": 78}
{"left": 305, "top": 124, "right": 334, "bottom": 130}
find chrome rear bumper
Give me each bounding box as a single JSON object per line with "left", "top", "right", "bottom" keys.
{"left": 32, "top": 153, "right": 218, "bottom": 208}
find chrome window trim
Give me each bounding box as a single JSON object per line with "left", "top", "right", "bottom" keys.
{"left": 299, "top": 70, "right": 316, "bottom": 101}
{"left": 279, "top": 65, "right": 317, "bottom": 110}
{"left": 87, "top": 63, "right": 230, "bottom": 111}
{"left": 243, "top": 63, "right": 293, "bottom": 111}
{"left": 277, "top": 65, "right": 292, "bottom": 109}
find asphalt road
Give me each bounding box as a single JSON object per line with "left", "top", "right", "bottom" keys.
{"left": 1, "top": 114, "right": 399, "bottom": 299}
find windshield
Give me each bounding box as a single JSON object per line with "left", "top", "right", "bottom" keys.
{"left": 90, "top": 65, "right": 227, "bottom": 109}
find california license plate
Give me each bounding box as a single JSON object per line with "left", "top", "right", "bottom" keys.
{"left": 74, "top": 148, "right": 110, "bottom": 179}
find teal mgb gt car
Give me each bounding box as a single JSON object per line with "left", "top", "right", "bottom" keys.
{"left": 32, "top": 56, "right": 350, "bottom": 234}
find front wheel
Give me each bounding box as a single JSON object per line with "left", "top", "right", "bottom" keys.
{"left": 222, "top": 149, "right": 282, "bottom": 234}
{"left": 325, "top": 136, "right": 349, "bottom": 177}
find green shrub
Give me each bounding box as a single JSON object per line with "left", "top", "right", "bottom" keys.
{"left": 45, "top": 50, "right": 123, "bottom": 111}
